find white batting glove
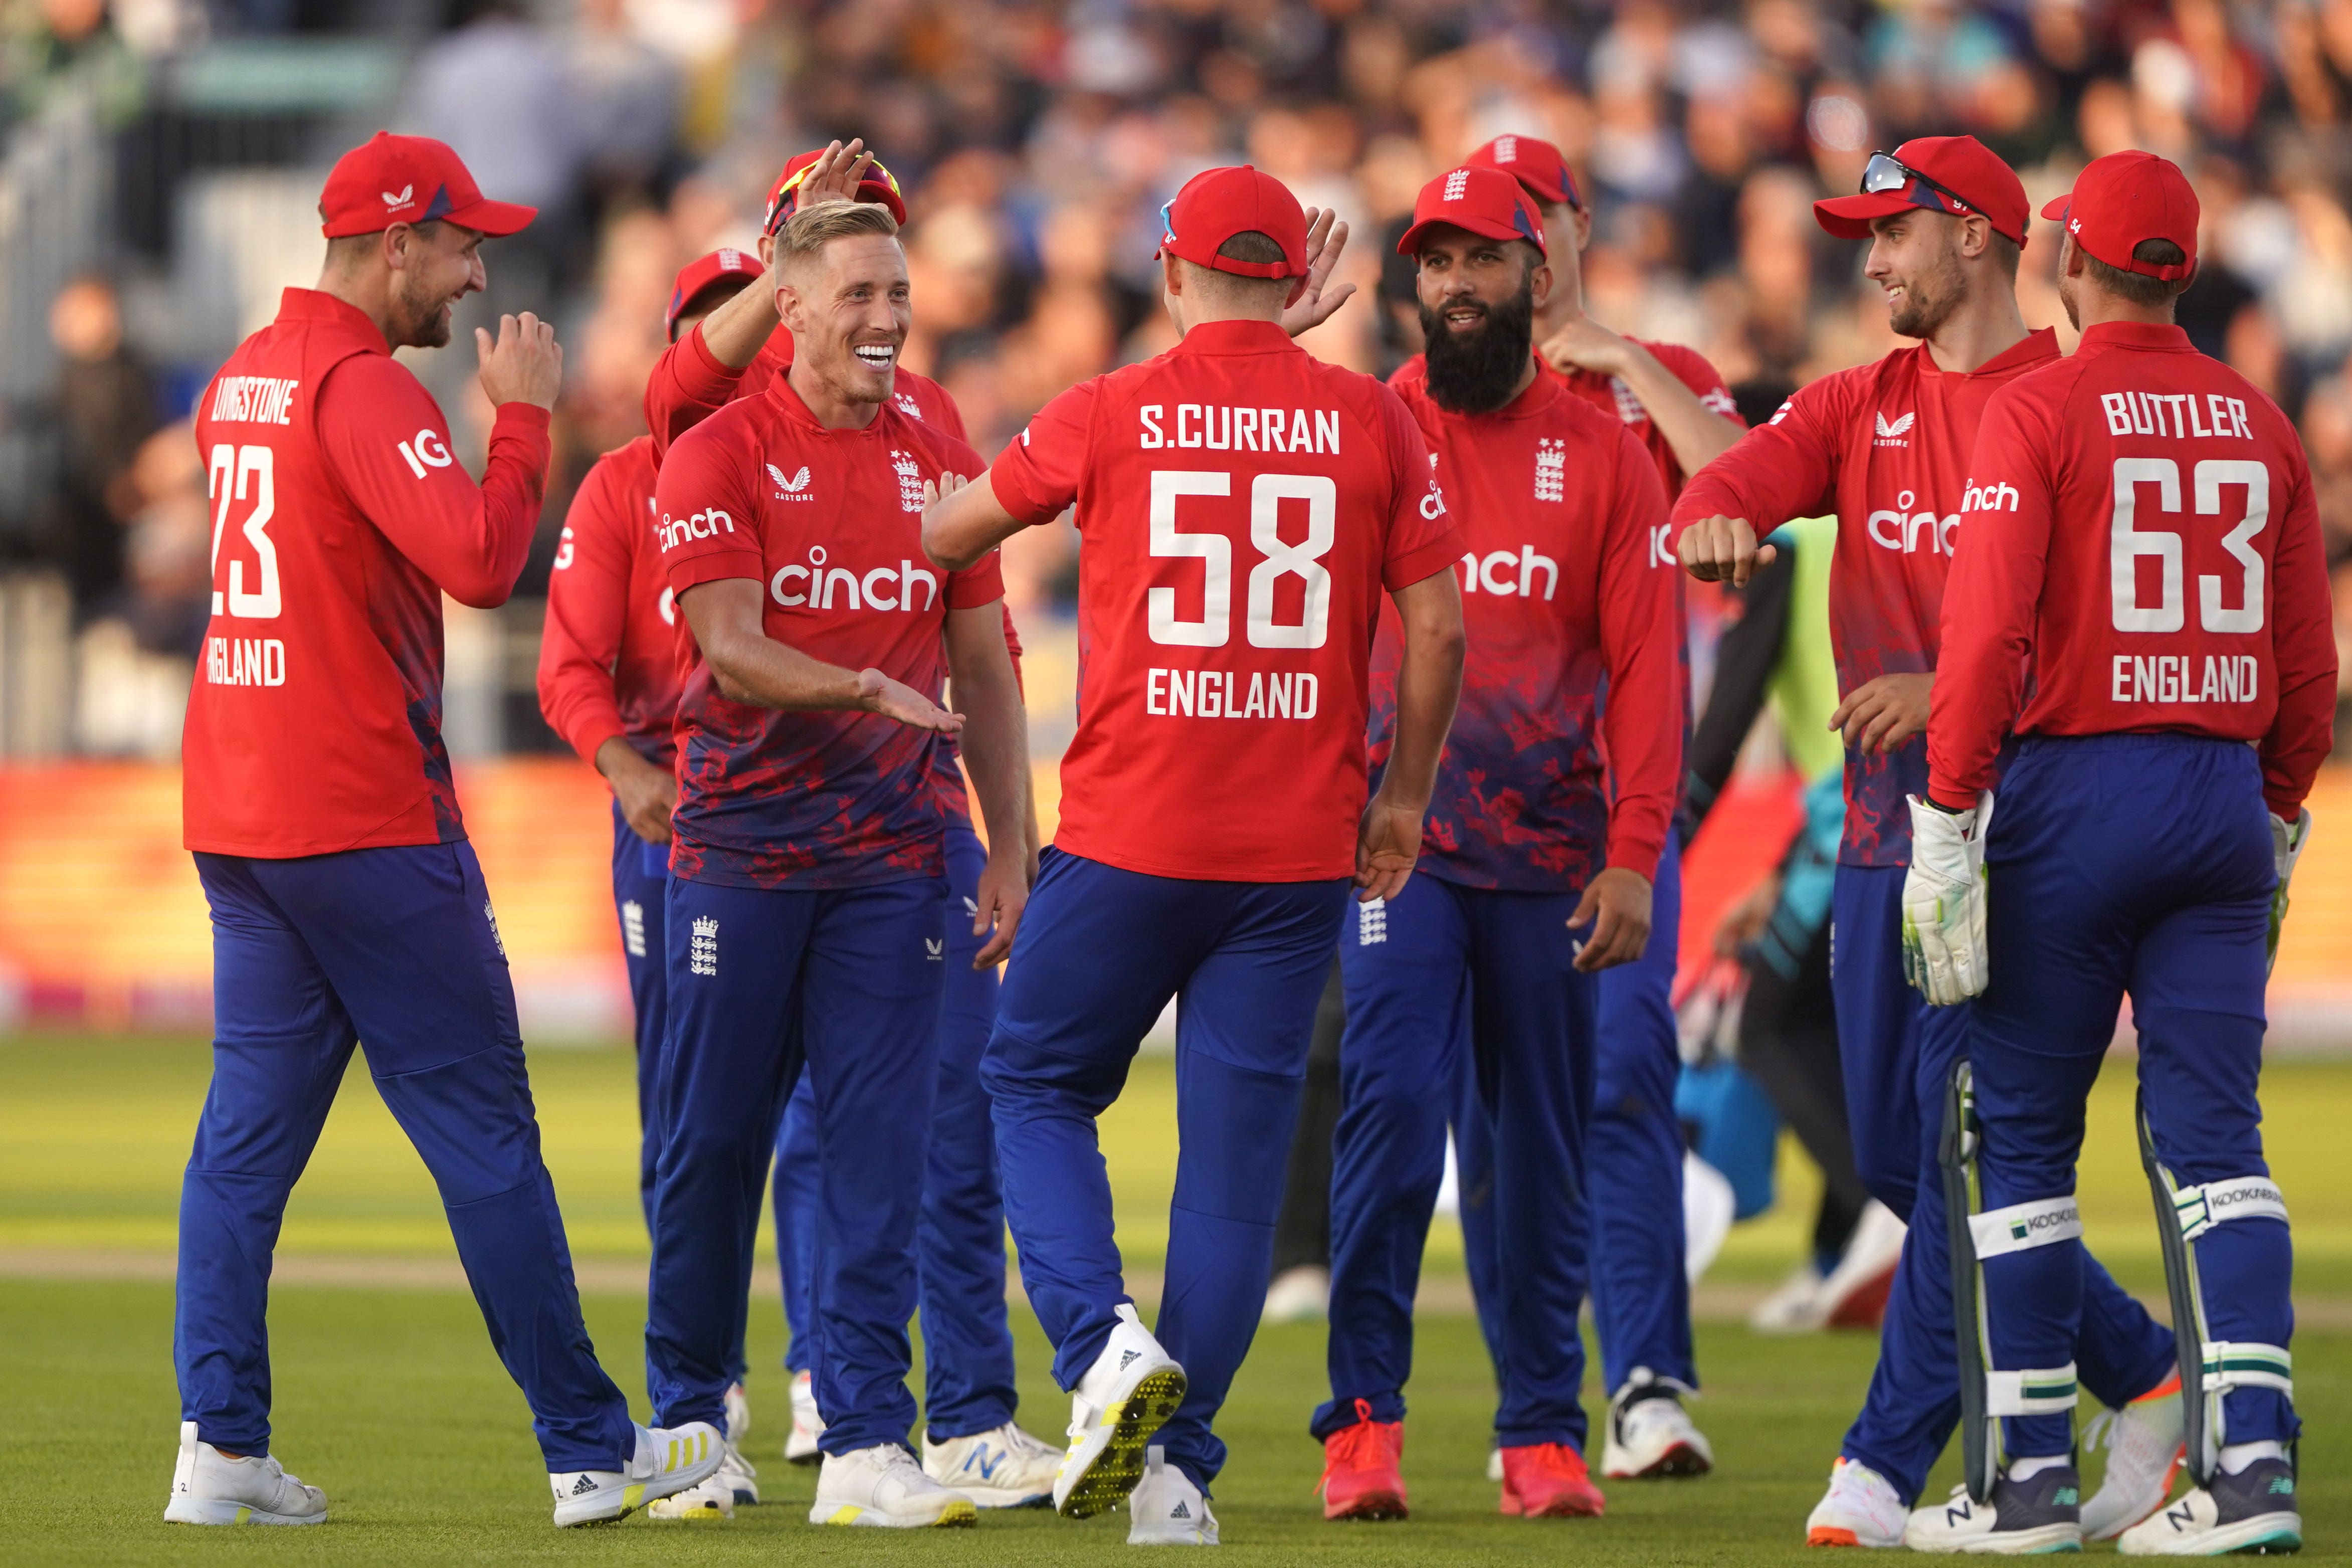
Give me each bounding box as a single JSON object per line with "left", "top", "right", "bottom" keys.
{"left": 2268, "top": 809, "right": 2311, "bottom": 977}
{"left": 1901, "top": 792, "right": 1994, "bottom": 1007}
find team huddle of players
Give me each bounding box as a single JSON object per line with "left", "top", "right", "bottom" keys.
{"left": 164, "top": 114, "right": 2324, "bottom": 1557}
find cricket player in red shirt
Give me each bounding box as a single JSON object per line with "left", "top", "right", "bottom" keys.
{"left": 170, "top": 132, "right": 722, "bottom": 1528}
{"left": 923, "top": 164, "right": 1466, "bottom": 1543}
{"left": 535, "top": 246, "right": 764, "bottom": 1512}
{"left": 1672, "top": 135, "right": 2179, "bottom": 1546}
{"left": 646, "top": 198, "right": 1032, "bottom": 1530}
{"left": 1433, "top": 133, "right": 1746, "bottom": 1479}
{"left": 1904, "top": 151, "right": 2330, "bottom": 1555}
{"left": 1311, "top": 165, "right": 1683, "bottom": 1523}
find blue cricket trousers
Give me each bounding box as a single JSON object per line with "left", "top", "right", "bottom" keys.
{"left": 772, "top": 823, "right": 1022, "bottom": 1439}
{"left": 1317, "top": 871, "right": 1601, "bottom": 1451}
{"left": 646, "top": 871, "right": 946, "bottom": 1452}
{"left": 985, "top": 848, "right": 1348, "bottom": 1491}
{"left": 1972, "top": 735, "right": 2293, "bottom": 1458}
{"left": 183, "top": 842, "right": 634, "bottom": 1471}
{"left": 611, "top": 802, "right": 668, "bottom": 1224}
{"left": 1832, "top": 861, "right": 2175, "bottom": 1499}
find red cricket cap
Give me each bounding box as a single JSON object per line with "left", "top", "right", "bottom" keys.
{"left": 1814, "top": 135, "right": 2029, "bottom": 248}
{"left": 1465, "top": 134, "right": 1582, "bottom": 211}
{"left": 762, "top": 149, "right": 908, "bottom": 236}
{"left": 1397, "top": 166, "right": 1548, "bottom": 258}
{"left": 1155, "top": 165, "right": 1308, "bottom": 280}
{"left": 666, "top": 247, "right": 764, "bottom": 340}
{"left": 2040, "top": 150, "right": 2199, "bottom": 281}
{"left": 319, "top": 131, "right": 536, "bottom": 239}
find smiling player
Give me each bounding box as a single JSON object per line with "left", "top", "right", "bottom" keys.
{"left": 1672, "top": 135, "right": 2182, "bottom": 1547}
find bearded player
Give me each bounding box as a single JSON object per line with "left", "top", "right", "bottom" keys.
{"left": 924, "top": 164, "right": 1465, "bottom": 1545}
{"left": 1312, "top": 165, "right": 1681, "bottom": 1523}
{"left": 1673, "top": 135, "right": 2182, "bottom": 1547}
{"left": 1903, "top": 149, "right": 2329, "bottom": 1556}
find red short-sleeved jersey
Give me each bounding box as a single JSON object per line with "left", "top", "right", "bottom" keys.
{"left": 184, "top": 288, "right": 548, "bottom": 857}
{"left": 1929, "top": 322, "right": 2336, "bottom": 818}
{"left": 537, "top": 436, "right": 681, "bottom": 769}
{"left": 1395, "top": 336, "right": 1739, "bottom": 501}
{"left": 1672, "top": 329, "right": 2061, "bottom": 865}
{"left": 990, "top": 317, "right": 1462, "bottom": 882}
{"left": 646, "top": 320, "right": 964, "bottom": 460}
{"left": 654, "top": 374, "right": 1002, "bottom": 888}
{"left": 1380, "top": 371, "right": 1682, "bottom": 890}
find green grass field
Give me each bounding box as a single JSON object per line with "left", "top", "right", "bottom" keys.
{"left": 3, "top": 1037, "right": 2349, "bottom": 1562}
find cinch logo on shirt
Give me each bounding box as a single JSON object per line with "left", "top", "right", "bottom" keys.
{"left": 769, "top": 544, "right": 942, "bottom": 614}
{"left": 1458, "top": 545, "right": 1559, "bottom": 599}
{"left": 1137, "top": 405, "right": 1342, "bottom": 454}
{"left": 1960, "top": 480, "right": 2020, "bottom": 513}
{"left": 2101, "top": 391, "right": 2254, "bottom": 442}
{"left": 1866, "top": 487, "right": 1956, "bottom": 555}
{"left": 658, "top": 507, "right": 738, "bottom": 550}
{"left": 208, "top": 375, "right": 299, "bottom": 426}
{"left": 1874, "top": 410, "right": 1915, "bottom": 447}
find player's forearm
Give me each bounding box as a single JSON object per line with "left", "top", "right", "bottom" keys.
{"left": 1670, "top": 426, "right": 1822, "bottom": 539}
{"left": 694, "top": 612, "right": 870, "bottom": 712}
{"left": 1613, "top": 345, "right": 1743, "bottom": 478}
{"left": 645, "top": 323, "right": 751, "bottom": 458}
{"left": 398, "top": 404, "right": 549, "bottom": 609}
{"left": 948, "top": 652, "right": 1032, "bottom": 864}
{"left": 537, "top": 660, "right": 628, "bottom": 765}
{"left": 923, "top": 474, "right": 1026, "bottom": 571}
{"left": 1923, "top": 655, "right": 2005, "bottom": 811}
{"left": 1380, "top": 573, "right": 1466, "bottom": 808}
{"left": 2262, "top": 668, "right": 2335, "bottom": 818}
{"left": 698, "top": 283, "right": 780, "bottom": 371}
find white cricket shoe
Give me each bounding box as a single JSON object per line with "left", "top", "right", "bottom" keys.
{"left": 648, "top": 1438, "right": 760, "bottom": 1519}
{"left": 1128, "top": 1445, "right": 1219, "bottom": 1545}
{"left": 724, "top": 1380, "right": 751, "bottom": 1445}
{"left": 2118, "top": 1456, "right": 2300, "bottom": 1556}
{"left": 1486, "top": 1446, "right": 1503, "bottom": 1483}
{"left": 1601, "top": 1370, "right": 1713, "bottom": 1478}
{"left": 550, "top": 1420, "right": 724, "bottom": 1527}
{"left": 1262, "top": 1265, "right": 1330, "bottom": 1324}
{"left": 1805, "top": 1456, "right": 1906, "bottom": 1547}
{"left": 1054, "top": 1302, "right": 1187, "bottom": 1518}
{"left": 162, "top": 1422, "right": 327, "bottom": 1525}
{"left": 810, "top": 1441, "right": 977, "bottom": 1527}
{"left": 923, "top": 1419, "right": 1060, "bottom": 1507}
{"left": 1751, "top": 1262, "right": 1830, "bottom": 1334}
{"left": 1903, "top": 1466, "right": 2083, "bottom": 1554}
{"left": 2081, "top": 1379, "right": 2185, "bottom": 1540}
{"left": 785, "top": 1368, "right": 823, "bottom": 1465}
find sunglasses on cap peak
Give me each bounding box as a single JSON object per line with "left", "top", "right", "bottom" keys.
{"left": 763, "top": 154, "right": 904, "bottom": 236}
{"left": 1860, "top": 151, "right": 1975, "bottom": 220}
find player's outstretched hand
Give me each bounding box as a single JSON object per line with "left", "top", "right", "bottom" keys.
{"left": 1569, "top": 866, "right": 1652, "bottom": 972}
{"left": 1677, "top": 513, "right": 1774, "bottom": 586}
{"left": 1354, "top": 793, "right": 1425, "bottom": 903}
{"left": 856, "top": 667, "right": 964, "bottom": 734}
{"left": 477, "top": 312, "right": 563, "bottom": 410}
{"left": 793, "top": 137, "right": 875, "bottom": 211}
{"left": 921, "top": 473, "right": 968, "bottom": 510}
{"left": 1280, "top": 208, "right": 1357, "bottom": 338}
{"left": 1831, "top": 672, "right": 1933, "bottom": 754}
{"left": 971, "top": 846, "right": 1028, "bottom": 969}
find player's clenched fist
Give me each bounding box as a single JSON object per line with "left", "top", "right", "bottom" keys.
{"left": 1676, "top": 513, "right": 1775, "bottom": 586}
{"left": 476, "top": 311, "right": 563, "bottom": 411}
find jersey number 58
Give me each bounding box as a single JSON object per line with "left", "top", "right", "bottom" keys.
{"left": 1147, "top": 469, "right": 1335, "bottom": 650}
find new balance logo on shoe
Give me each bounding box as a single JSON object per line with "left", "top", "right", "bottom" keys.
{"left": 571, "top": 1476, "right": 599, "bottom": 1495}
{"left": 1944, "top": 1497, "right": 1974, "bottom": 1527}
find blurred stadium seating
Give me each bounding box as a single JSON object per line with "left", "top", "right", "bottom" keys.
{"left": 4, "top": 0, "right": 2350, "bottom": 1037}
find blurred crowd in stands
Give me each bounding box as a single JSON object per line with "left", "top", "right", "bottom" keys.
{"left": 7, "top": 0, "right": 2352, "bottom": 756}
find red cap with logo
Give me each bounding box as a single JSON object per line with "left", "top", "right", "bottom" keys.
{"left": 2040, "top": 150, "right": 2199, "bottom": 281}
{"left": 1155, "top": 165, "right": 1309, "bottom": 279}
{"left": 1465, "top": 134, "right": 1582, "bottom": 211}
{"left": 319, "top": 131, "right": 537, "bottom": 239}
{"left": 666, "top": 247, "right": 765, "bottom": 340}
{"left": 1814, "top": 135, "right": 2029, "bottom": 248}
{"left": 762, "top": 150, "right": 908, "bottom": 236}
{"left": 1397, "top": 165, "right": 1548, "bottom": 258}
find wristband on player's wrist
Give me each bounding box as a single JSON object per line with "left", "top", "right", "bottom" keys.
{"left": 1924, "top": 794, "right": 1972, "bottom": 815}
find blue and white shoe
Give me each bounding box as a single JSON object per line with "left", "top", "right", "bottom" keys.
{"left": 923, "top": 1420, "right": 1060, "bottom": 1508}
{"left": 2119, "top": 1457, "right": 2300, "bottom": 1556}
{"left": 550, "top": 1421, "right": 724, "bottom": 1527}
{"left": 1904, "top": 1465, "right": 2084, "bottom": 1554}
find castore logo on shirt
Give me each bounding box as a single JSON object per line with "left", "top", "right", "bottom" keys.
{"left": 1874, "top": 411, "right": 1915, "bottom": 446}
{"left": 767, "top": 462, "right": 814, "bottom": 499}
